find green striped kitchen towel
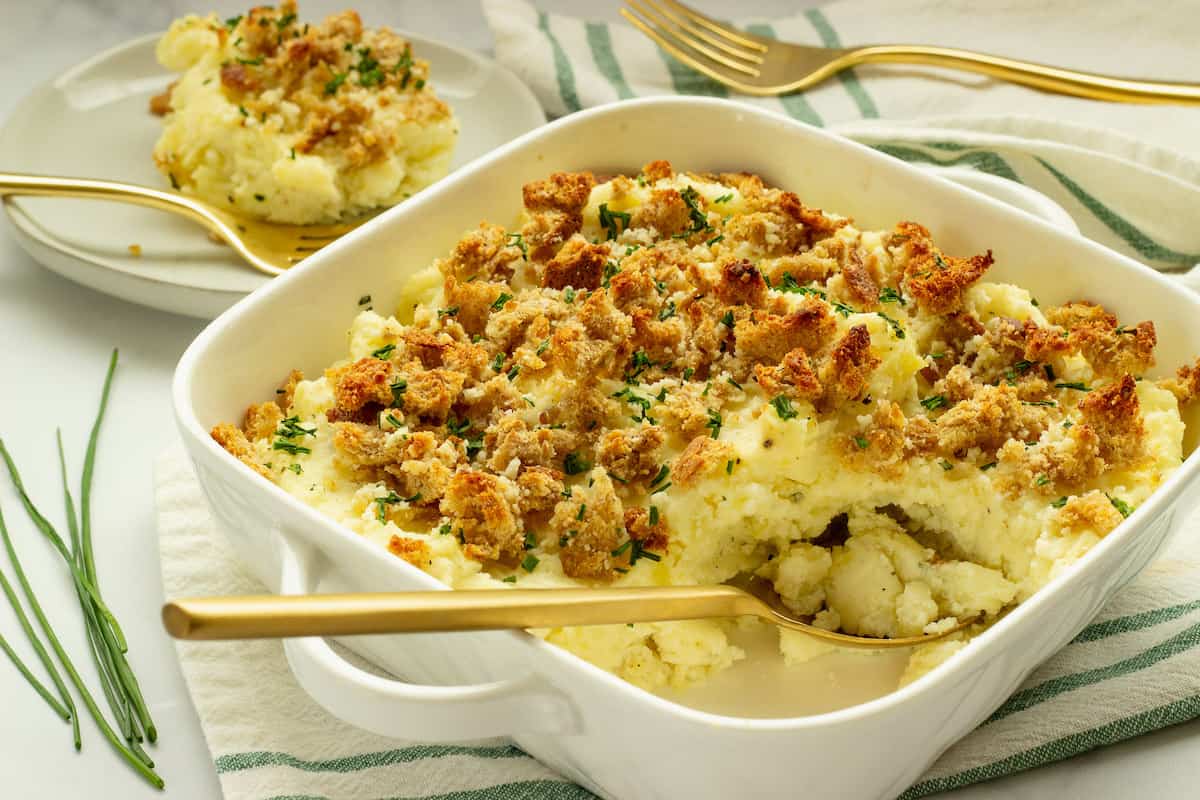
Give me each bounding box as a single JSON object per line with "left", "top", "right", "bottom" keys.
{"left": 483, "top": 0, "right": 1200, "bottom": 275}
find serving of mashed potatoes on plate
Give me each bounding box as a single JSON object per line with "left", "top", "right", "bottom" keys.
{"left": 212, "top": 160, "right": 1200, "bottom": 691}
{"left": 151, "top": 1, "right": 457, "bottom": 224}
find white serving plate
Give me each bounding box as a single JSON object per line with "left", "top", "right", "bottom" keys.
{"left": 0, "top": 31, "right": 544, "bottom": 320}
{"left": 173, "top": 97, "right": 1200, "bottom": 800}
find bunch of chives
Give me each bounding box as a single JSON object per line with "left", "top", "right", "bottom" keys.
{"left": 0, "top": 350, "right": 163, "bottom": 788}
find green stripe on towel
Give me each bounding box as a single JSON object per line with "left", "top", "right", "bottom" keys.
{"left": 261, "top": 781, "right": 597, "bottom": 800}
{"left": 1074, "top": 599, "right": 1200, "bottom": 644}
{"left": 901, "top": 694, "right": 1200, "bottom": 799}
{"left": 1035, "top": 156, "right": 1200, "bottom": 265}
{"left": 215, "top": 744, "right": 528, "bottom": 774}
{"left": 869, "top": 143, "right": 1023, "bottom": 182}
{"left": 538, "top": 11, "right": 581, "bottom": 112}
{"left": 802, "top": 9, "right": 878, "bottom": 118}
{"left": 585, "top": 22, "right": 635, "bottom": 99}
{"left": 986, "top": 619, "right": 1200, "bottom": 725}
{"left": 745, "top": 23, "right": 823, "bottom": 126}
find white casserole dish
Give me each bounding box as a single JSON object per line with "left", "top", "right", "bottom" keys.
{"left": 173, "top": 97, "right": 1200, "bottom": 800}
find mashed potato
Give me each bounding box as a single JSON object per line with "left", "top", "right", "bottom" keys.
{"left": 213, "top": 160, "right": 1199, "bottom": 693}
{"left": 152, "top": 1, "right": 457, "bottom": 224}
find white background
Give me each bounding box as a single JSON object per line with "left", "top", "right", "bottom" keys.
{"left": 0, "top": 1, "right": 1197, "bottom": 797}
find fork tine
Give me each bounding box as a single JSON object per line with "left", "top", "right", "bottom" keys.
{"left": 624, "top": 1, "right": 760, "bottom": 77}
{"left": 620, "top": 7, "right": 752, "bottom": 91}
{"left": 657, "top": 0, "right": 769, "bottom": 52}
{"left": 640, "top": 0, "right": 764, "bottom": 65}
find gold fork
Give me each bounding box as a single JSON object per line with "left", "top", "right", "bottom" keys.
{"left": 162, "top": 573, "right": 979, "bottom": 649}
{"left": 0, "top": 172, "right": 367, "bottom": 276}
{"left": 622, "top": 0, "right": 1200, "bottom": 104}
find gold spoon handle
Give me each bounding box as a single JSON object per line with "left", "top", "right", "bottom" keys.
{"left": 849, "top": 45, "right": 1200, "bottom": 104}
{"left": 163, "top": 586, "right": 758, "bottom": 641}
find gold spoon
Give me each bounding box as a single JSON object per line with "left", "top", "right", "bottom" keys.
{"left": 0, "top": 172, "right": 369, "bottom": 276}
{"left": 162, "top": 574, "right": 977, "bottom": 649}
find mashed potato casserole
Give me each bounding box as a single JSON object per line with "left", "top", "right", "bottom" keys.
{"left": 152, "top": 2, "right": 457, "bottom": 224}
{"left": 214, "top": 161, "right": 1200, "bottom": 690}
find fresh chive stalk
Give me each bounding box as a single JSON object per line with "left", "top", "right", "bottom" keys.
{"left": 0, "top": 568, "right": 73, "bottom": 721}
{"left": 58, "top": 432, "right": 134, "bottom": 741}
{"left": 0, "top": 501, "right": 164, "bottom": 787}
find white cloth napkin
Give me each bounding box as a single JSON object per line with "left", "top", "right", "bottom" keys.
{"left": 157, "top": 2, "right": 1200, "bottom": 797}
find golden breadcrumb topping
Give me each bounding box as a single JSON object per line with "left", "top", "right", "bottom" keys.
{"left": 214, "top": 161, "right": 1197, "bottom": 594}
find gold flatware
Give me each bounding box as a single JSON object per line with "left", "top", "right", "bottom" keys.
{"left": 162, "top": 574, "right": 978, "bottom": 649}
{"left": 621, "top": 0, "right": 1200, "bottom": 104}
{"left": 0, "top": 172, "right": 366, "bottom": 276}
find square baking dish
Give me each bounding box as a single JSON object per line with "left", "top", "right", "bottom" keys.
{"left": 174, "top": 97, "right": 1200, "bottom": 800}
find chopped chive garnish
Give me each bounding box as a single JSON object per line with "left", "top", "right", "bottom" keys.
{"left": 371, "top": 343, "right": 395, "bottom": 360}
{"left": 980, "top": 461, "right": 998, "bottom": 471}
{"left": 1108, "top": 494, "right": 1134, "bottom": 518}
{"left": 507, "top": 364, "right": 521, "bottom": 382}
{"left": 272, "top": 440, "right": 311, "bottom": 455}
{"left": 520, "top": 554, "right": 540, "bottom": 572}
{"left": 358, "top": 294, "right": 372, "bottom": 306}
{"left": 682, "top": 367, "right": 695, "bottom": 381}
{"left": 649, "top": 464, "right": 670, "bottom": 487}
{"left": 325, "top": 72, "right": 347, "bottom": 95}
{"left": 1055, "top": 381, "right": 1091, "bottom": 391}
{"left": 490, "top": 293, "right": 513, "bottom": 311}
{"left": 771, "top": 395, "right": 798, "bottom": 420}
{"left": 506, "top": 232, "right": 528, "bottom": 260}
{"left": 939, "top": 460, "right": 954, "bottom": 471}
{"left": 832, "top": 301, "right": 855, "bottom": 318}
{"left": 437, "top": 306, "right": 460, "bottom": 319}
{"left": 658, "top": 301, "right": 677, "bottom": 321}
{"left": 649, "top": 505, "right": 660, "bottom": 525}
{"left": 920, "top": 395, "right": 947, "bottom": 412}
{"left": 877, "top": 312, "right": 906, "bottom": 339}
{"left": 706, "top": 234, "right": 724, "bottom": 246}
{"left": 727, "top": 377, "right": 743, "bottom": 391}
{"left": 563, "top": 287, "right": 576, "bottom": 304}
{"left": 1035, "top": 474, "right": 1050, "bottom": 486}
{"left": 705, "top": 409, "right": 723, "bottom": 439}
{"left": 1024, "top": 399, "right": 1056, "bottom": 407}
{"left": 853, "top": 435, "right": 869, "bottom": 450}
{"left": 719, "top": 310, "right": 735, "bottom": 327}
{"left": 1051, "top": 496, "right": 1069, "bottom": 508}
{"left": 878, "top": 287, "right": 906, "bottom": 305}
{"left": 523, "top": 532, "right": 537, "bottom": 550}
{"left": 390, "top": 379, "right": 407, "bottom": 407}
{"left": 446, "top": 418, "right": 471, "bottom": 437}
{"left": 563, "top": 452, "right": 592, "bottom": 475}
{"left": 598, "top": 203, "right": 631, "bottom": 241}
{"left": 536, "top": 339, "right": 550, "bottom": 356}
{"left": 725, "top": 459, "right": 734, "bottom": 474}
{"left": 650, "top": 482, "right": 672, "bottom": 495}
{"left": 502, "top": 575, "right": 518, "bottom": 583}
{"left": 678, "top": 186, "right": 711, "bottom": 236}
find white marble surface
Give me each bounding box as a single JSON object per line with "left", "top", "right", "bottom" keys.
{"left": 0, "top": 1, "right": 1198, "bottom": 798}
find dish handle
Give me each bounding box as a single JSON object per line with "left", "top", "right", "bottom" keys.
{"left": 276, "top": 534, "right": 577, "bottom": 741}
